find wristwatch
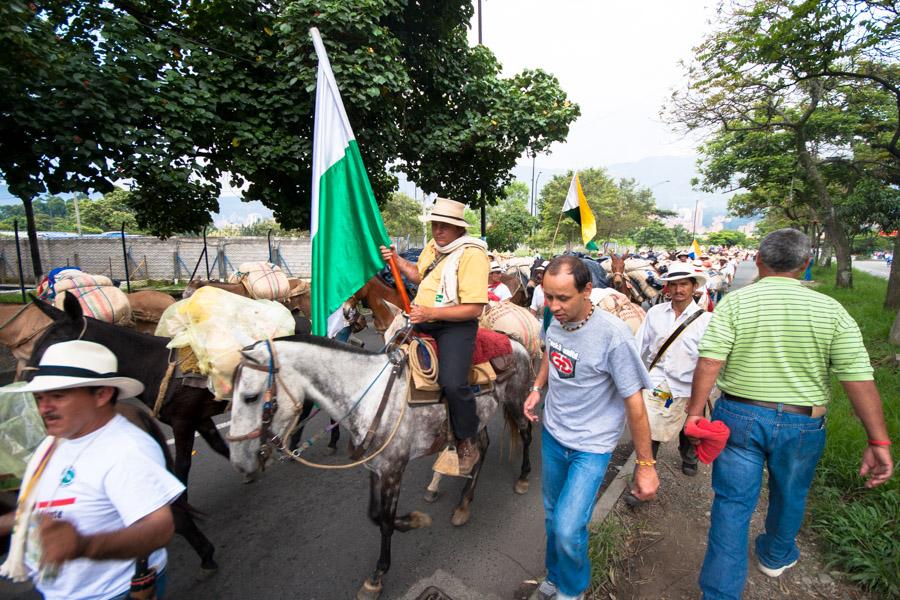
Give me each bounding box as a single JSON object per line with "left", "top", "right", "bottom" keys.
{"left": 530, "top": 385, "right": 543, "bottom": 393}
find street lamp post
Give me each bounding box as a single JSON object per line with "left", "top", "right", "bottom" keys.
{"left": 534, "top": 171, "right": 543, "bottom": 216}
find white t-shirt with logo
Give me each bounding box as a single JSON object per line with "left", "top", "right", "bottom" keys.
{"left": 24, "top": 414, "right": 185, "bottom": 600}
{"left": 488, "top": 282, "right": 512, "bottom": 302}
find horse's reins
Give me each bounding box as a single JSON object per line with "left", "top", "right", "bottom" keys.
{"left": 228, "top": 330, "right": 411, "bottom": 471}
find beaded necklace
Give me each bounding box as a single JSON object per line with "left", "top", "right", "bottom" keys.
{"left": 560, "top": 304, "right": 595, "bottom": 332}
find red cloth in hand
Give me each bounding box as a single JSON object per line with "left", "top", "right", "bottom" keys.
{"left": 684, "top": 418, "right": 731, "bottom": 464}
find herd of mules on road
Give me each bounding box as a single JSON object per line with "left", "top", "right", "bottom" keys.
{"left": 0, "top": 252, "right": 710, "bottom": 598}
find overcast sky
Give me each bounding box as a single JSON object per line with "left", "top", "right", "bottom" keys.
{"left": 468, "top": 0, "right": 718, "bottom": 170}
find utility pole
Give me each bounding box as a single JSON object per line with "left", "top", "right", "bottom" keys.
{"left": 478, "top": 0, "right": 487, "bottom": 239}
{"left": 530, "top": 152, "right": 536, "bottom": 216}
{"left": 692, "top": 199, "right": 700, "bottom": 237}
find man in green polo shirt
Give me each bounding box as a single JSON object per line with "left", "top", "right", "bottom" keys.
{"left": 686, "top": 228, "right": 893, "bottom": 600}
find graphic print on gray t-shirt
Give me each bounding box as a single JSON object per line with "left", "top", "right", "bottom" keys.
{"left": 543, "top": 309, "right": 652, "bottom": 454}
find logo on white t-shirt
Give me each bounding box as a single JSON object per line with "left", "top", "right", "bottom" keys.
{"left": 59, "top": 465, "right": 75, "bottom": 487}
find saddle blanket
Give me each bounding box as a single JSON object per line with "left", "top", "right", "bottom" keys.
{"left": 415, "top": 327, "right": 512, "bottom": 364}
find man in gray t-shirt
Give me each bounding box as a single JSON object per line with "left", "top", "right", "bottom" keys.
{"left": 525, "top": 256, "right": 658, "bottom": 600}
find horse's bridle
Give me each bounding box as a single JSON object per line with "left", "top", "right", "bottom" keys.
{"left": 227, "top": 326, "right": 412, "bottom": 472}
{"left": 226, "top": 340, "right": 302, "bottom": 472}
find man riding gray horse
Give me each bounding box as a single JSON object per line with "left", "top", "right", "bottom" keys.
{"left": 380, "top": 197, "right": 489, "bottom": 475}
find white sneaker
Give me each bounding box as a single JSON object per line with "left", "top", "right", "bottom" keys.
{"left": 537, "top": 580, "right": 557, "bottom": 599}
{"left": 757, "top": 558, "right": 798, "bottom": 578}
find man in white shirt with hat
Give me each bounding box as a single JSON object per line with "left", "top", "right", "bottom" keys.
{"left": 488, "top": 261, "right": 513, "bottom": 302}
{"left": 627, "top": 267, "right": 712, "bottom": 505}
{"left": 0, "top": 340, "right": 185, "bottom": 600}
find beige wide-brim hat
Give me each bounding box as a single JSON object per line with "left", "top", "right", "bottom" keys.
{"left": 15, "top": 340, "right": 144, "bottom": 398}
{"left": 420, "top": 197, "right": 471, "bottom": 228}
{"left": 489, "top": 260, "right": 503, "bottom": 273}
{"left": 661, "top": 267, "right": 708, "bottom": 286}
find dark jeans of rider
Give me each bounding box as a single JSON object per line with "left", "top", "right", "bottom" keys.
{"left": 415, "top": 319, "right": 479, "bottom": 440}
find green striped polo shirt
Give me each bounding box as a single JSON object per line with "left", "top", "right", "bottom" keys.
{"left": 698, "top": 276, "right": 873, "bottom": 406}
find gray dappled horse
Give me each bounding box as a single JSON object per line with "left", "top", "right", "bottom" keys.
{"left": 227, "top": 333, "right": 534, "bottom": 600}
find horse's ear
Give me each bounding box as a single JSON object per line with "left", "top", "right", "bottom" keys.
{"left": 62, "top": 292, "right": 84, "bottom": 321}
{"left": 240, "top": 342, "right": 267, "bottom": 363}
{"left": 380, "top": 299, "right": 403, "bottom": 317}
{"left": 31, "top": 297, "right": 64, "bottom": 320}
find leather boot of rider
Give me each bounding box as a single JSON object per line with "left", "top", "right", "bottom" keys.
{"left": 457, "top": 437, "right": 481, "bottom": 475}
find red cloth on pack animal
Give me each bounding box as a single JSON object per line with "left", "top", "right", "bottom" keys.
{"left": 415, "top": 328, "right": 512, "bottom": 365}
{"left": 684, "top": 418, "right": 731, "bottom": 464}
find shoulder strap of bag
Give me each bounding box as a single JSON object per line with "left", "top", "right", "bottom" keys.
{"left": 422, "top": 253, "right": 447, "bottom": 279}
{"left": 647, "top": 309, "right": 705, "bottom": 372}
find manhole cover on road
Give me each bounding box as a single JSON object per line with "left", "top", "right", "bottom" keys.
{"left": 415, "top": 587, "right": 455, "bottom": 600}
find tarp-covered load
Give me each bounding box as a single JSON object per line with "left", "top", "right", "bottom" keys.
{"left": 230, "top": 262, "right": 292, "bottom": 301}
{"left": 479, "top": 301, "right": 542, "bottom": 359}
{"left": 52, "top": 271, "right": 132, "bottom": 326}
{"left": 156, "top": 286, "right": 296, "bottom": 399}
{"left": 590, "top": 288, "right": 646, "bottom": 334}
{"left": 0, "top": 383, "right": 46, "bottom": 491}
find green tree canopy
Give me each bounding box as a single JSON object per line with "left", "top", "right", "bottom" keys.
{"left": 1, "top": 0, "right": 580, "bottom": 277}
{"left": 381, "top": 192, "right": 425, "bottom": 241}
{"left": 534, "top": 169, "right": 661, "bottom": 249}
{"left": 704, "top": 230, "right": 749, "bottom": 248}
{"left": 632, "top": 220, "right": 676, "bottom": 250}
{"left": 486, "top": 181, "right": 538, "bottom": 252}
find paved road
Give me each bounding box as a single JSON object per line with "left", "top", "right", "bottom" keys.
{"left": 853, "top": 259, "right": 891, "bottom": 279}
{"left": 0, "top": 261, "right": 760, "bottom": 600}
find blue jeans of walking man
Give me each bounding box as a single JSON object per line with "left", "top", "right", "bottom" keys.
{"left": 699, "top": 398, "right": 826, "bottom": 600}
{"left": 542, "top": 428, "right": 612, "bottom": 597}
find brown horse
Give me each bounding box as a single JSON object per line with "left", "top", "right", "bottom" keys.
{"left": 608, "top": 254, "right": 645, "bottom": 304}
{"left": 0, "top": 292, "right": 177, "bottom": 376}
{"left": 183, "top": 279, "right": 311, "bottom": 317}
{"left": 0, "top": 303, "right": 54, "bottom": 378}
{"left": 127, "top": 290, "right": 176, "bottom": 334}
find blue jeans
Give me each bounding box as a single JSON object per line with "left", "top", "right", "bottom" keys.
{"left": 699, "top": 397, "right": 826, "bottom": 600}
{"left": 541, "top": 428, "right": 612, "bottom": 597}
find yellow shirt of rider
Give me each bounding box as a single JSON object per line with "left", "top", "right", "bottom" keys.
{"left": 414, "top": 241, "right": 489, "bottom": 307}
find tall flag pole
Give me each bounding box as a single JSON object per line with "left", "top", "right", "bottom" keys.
{"left": 309, "top": 27, "right": 392, "bottom": 337}
{"left": 560, "top": 172, "right": 599, "bottom": 250}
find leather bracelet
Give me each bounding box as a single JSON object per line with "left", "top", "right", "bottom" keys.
{"left": 635, "top": 458, "right": 657, "bottom": 467}
{"left": 868, "top": 439, "right": 892, "bottom": 446}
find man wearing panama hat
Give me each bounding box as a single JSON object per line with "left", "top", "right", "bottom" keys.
{"left": 381, "top": 197, "right": 490, "bottom": 475}
{"left": 0, "top": 340, "right": 185, "bottom": 600}
{"left": 627, "top": 267, "right": 712, "bottom": 505}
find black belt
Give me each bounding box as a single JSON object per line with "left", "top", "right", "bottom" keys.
{"left": 723, "top": 394, "right": 816, "bottom": 416}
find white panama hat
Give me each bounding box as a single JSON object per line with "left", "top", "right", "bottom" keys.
{"left": 420, "top": 197, "right": 471, "bottom": 228}
{"left": 16, "top": 340, "right": 144, "bottom": 398}
{"left": 660, "top": 266, "right": 708, "bottom": 287}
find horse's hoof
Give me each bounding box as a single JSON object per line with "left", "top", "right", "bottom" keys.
{"left": 451, "top": 506, "right": 470, "bottom": 527}
{"left": 199, "top": 560, "right": 219, "bottom": 577}
{"left": 423, "top": 489, "right": 439, "bottom": 503}
{"left": 356, "top": 578, "right": 382, "bottom": 600}
{"left": 514, "top": 479, "right": 530, "bottom": 495}
{"left": 409, "top": 510, "right": 432, "bottom": 529}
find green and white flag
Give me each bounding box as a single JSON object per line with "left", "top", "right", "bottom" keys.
{"left": 310, "top": 27, "right": 390, "bottom": 337}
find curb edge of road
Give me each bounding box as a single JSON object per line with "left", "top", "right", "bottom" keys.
{"left": 527, "top": 450, "right": 636, "bottom": 600}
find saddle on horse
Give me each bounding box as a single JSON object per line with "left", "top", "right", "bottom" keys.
{"left": 405, "top": 328, "right": 514, "bottom": 405}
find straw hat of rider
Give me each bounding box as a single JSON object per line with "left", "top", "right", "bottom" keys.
{"left": 420, "top": 197, "right": 471, "bottom": 228}
{"left": 661, "top": 266, "right": 708, "bottom": 287}
{"left": 16, "top": 340, "right": 144, "bottom": 398}
{"left": 489, "top": 261, "right": 503, "bottom": 273}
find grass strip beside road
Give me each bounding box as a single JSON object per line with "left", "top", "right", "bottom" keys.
{"left": 808, "top": 266, "right": 899, "bottom": 598}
